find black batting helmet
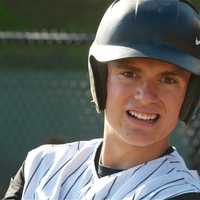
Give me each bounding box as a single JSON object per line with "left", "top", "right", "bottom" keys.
{"left": 88, "top": 0, "right": 200, "bottom": 124}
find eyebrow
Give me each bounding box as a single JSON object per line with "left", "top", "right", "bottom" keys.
{"left": 110, "top": 61, "right": 190, "bottom": 78}
{"left": 160, "top": 70, "right": 189, "bottom": 78}
{"left": 114, "top": 65, "right": 185, "bottom": 76}
{"left": 112, "top": 63, "right": 142, "bottom": 72}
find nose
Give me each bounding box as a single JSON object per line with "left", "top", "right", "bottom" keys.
{"left": 134, "top": 81, "right": 158, "bottom": 105}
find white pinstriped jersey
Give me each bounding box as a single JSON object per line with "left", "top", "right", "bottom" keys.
{"left": 22, "top": 139, "right": 200, "bottom": 200}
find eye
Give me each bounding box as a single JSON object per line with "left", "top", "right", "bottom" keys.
{"left": 121, "top": 71, "right": 138, "bottom": 79}
{"left": 160, "top": 76, "right": 178, "bottom": 84}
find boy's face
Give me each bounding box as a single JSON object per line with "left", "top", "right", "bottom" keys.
{"left": 105, "top": 58, "right": 191, "bottom": 148}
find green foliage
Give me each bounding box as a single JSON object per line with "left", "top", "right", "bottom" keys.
{"left": 190, "top": 0, "right": 200, "bottom": 10}
{"left": 0, "top": 0, "right": 199, "bottom": 31}
{"left": 0, "top": 0, "right": 28, "bottom": 29}
{"left": 0, "top": 0, "right": 113, "bottom": 32}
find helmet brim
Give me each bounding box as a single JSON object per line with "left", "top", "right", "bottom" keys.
{"left": 90, "top": 43, "right": 200, "bottom": 75}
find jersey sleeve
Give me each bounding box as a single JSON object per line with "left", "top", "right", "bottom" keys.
{"left": 3, "top": 162, "right": 25, "bottom": 200}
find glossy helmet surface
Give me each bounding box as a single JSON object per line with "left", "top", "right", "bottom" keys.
{"left": 88, "top": 0, "right": 200, "bottom": 123}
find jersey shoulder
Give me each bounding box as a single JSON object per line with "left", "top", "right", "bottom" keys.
{"left": 28, "top": 138, "right": 101, "bottom": 156}
{"left": 24, "top": 138, "right": 102, "bottom": 176}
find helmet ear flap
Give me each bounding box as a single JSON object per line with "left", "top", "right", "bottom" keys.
{"left": 88, "top": 56, "right": 107, "bottom": 113}
{"left": 180, "top": 74, "right": 200, "bottom": 124}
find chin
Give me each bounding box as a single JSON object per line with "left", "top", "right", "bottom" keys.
{"left": 118, "top": 129, "right": 167, "bottom": 148}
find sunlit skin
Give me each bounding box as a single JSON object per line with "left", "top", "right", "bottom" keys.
{"left": 101, "top": 58, "right": 191, "bottom": 170}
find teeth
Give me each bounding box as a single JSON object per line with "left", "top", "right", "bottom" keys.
{"left": 128, "top": 111, "right": 158, "bottom": 121}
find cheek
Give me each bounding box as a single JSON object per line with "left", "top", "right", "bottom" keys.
{"left": 161, "top": 88, "right": 186, "bottom": 118}
{"left": 106, "top": 79, "right": 129, "bottom": 107}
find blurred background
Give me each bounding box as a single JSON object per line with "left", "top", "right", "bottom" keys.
{"left": 0, "top": 0, "right": 200, "bottom": 197}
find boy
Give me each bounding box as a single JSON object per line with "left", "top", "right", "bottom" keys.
{"left": 4, "top": 0, "right": 200, "bottom": 199}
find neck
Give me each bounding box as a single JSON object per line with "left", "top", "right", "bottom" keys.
{"left": 101, "top": 132, "right": 170, "bottom": 170}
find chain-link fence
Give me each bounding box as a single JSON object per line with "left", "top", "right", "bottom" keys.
{"left": 185, "top": 105, "right": 200, "bottom": 172}
{"left": 0, "top": 32, "right": 103, "bottom": 197}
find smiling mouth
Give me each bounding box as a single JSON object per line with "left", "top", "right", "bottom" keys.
{"left": 127, "top": 110, "right": 160, "bottom": 123}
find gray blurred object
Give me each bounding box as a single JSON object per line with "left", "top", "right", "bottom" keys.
{"left": 0, "top": 31, "right": 94, "bottom": 44}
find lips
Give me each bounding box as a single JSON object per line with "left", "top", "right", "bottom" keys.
{"left": 127, "top": 110, "right": 160, "bottom": 123}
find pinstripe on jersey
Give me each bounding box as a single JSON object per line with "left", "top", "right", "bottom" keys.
{"left": 21, "top": 139, "right": 200, "bottom": 200}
